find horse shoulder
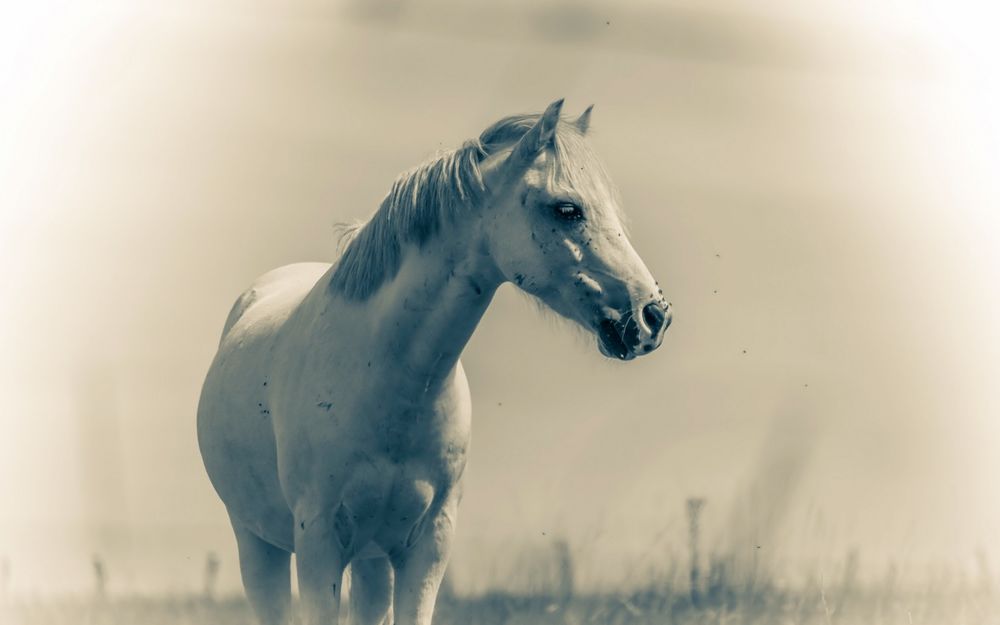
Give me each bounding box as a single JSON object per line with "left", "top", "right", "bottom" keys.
{"left": 430, "top": 360, "right": 472, "bottom": 474}
{"left": 440, "top": 360, "right": 472, "bottom": 424}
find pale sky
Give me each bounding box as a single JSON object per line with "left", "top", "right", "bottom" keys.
{"left": 1, "top": 0, "right": 998, "bottom": 595}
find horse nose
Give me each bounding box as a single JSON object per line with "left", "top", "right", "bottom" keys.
{"left": 641, "top": 301, "right": 670, "bottom": 336}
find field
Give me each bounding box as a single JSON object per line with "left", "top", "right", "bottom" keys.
{"left": 4, "top": 581, "right": 997, "bottom": 625}
{"left": 4, "top": 529, "right": 997, "bottom": 625}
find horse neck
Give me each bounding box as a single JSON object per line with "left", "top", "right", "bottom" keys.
{"left": 344, "top": 218, "right": 501, "bottom": 395}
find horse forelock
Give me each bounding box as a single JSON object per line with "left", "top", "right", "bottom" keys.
{"left": 330, "top": 112, "right": 620, "bottom": 301}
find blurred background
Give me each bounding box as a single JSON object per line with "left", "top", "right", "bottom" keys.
{"left": 1, "top": 0, "right": 999, "bottom": 601}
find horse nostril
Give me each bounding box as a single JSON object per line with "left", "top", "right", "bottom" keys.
{"left": 642, "top": 302, "right": 667, "bottom": 335}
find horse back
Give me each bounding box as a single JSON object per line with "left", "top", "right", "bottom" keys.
{"left": 220, "top": 262, "right": 332, "bottom": 344}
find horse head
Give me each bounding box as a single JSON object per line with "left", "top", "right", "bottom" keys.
{"left": 478, "top": 99, "right": 671, "bottom": 360}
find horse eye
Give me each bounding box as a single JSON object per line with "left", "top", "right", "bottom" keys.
{"left": 553, "top": 202, "right": 584, "bottom": 221}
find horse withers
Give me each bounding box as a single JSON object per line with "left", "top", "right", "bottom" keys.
{"left": 197, "top": 99, "right": 671, "bottom": 625}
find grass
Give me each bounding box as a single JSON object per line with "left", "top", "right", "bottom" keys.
{"left": 4, "top": 526, "right": 996, "bottom": 624}
{"left": 4, "top": 582, "right": 998, "bottom": 625}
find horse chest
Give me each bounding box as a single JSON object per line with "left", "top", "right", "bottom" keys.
{"left": 286, "top": 445, "right": 456, "bottom": 558}
{"left": 341, "top": 468, "right": 438, "bottom": 551}
{"left": 272, "top": 384, "right": 469, "bottom": 523}
{"left": 273, "top": 358, "right": 471, "bottom": 471}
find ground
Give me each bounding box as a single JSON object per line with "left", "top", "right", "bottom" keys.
{"left": 4, "top": 587, "right": 997, "bottom": 625}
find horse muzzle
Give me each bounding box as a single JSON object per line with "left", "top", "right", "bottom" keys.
{"left": 596, "top": 300, "right": 671, "bottom": 361}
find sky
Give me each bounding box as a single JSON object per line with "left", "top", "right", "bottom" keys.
{"left": 1, "top": 0, "right": 999, "bottom": 595}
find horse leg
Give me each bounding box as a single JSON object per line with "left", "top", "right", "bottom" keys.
{"left": 390, "top": 504, "right": 457, "bottom": 625}
{"left": 230, "top": 519, "right": 292, "bottom": 625}
{"left": 295, "top": 507, "right": 348, "bottom": 625}
{"left": 347, "top": 556, "right": 393, "bottom": 625}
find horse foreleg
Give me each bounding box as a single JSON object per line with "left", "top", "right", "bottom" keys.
{"left": 347, "top": 556, "right": 393, "bottom": 625}
{"left": 390, "top": 503, "right": 457, "bottom": 625}
{"left": 231, "top": 518, "right": 292, "bottom": 625}
{"left": 295, "top": 506, "right": 349, "bottom": 625}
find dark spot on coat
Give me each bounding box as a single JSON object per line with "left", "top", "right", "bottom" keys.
{"left": 317, "top": 401, "right": 333, "bottom": 410}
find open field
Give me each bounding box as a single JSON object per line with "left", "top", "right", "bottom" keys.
{"left": 4, "top": 584, "right": 998, "bottom": 625}
{"left": 4, "top": 523, "right": 998, "bottom": 624}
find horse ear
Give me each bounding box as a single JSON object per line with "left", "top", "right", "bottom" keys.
{"left": 575, "top": 104, "right": 594, "bottom": 134}
{"left": 505, "top": 98, "right": 564, "bottom": 170}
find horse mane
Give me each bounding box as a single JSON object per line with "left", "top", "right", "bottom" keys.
{"left": 329, "top": 113, "right": 594, "bottom": 301}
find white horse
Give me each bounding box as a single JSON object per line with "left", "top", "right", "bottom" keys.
{"left": 197, "top": 99, "right": 671, "bottom": 625}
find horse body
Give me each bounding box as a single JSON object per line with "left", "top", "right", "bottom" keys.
{"left": 198, "top": 100, "right": 671, "bottom": 625}
{"left": 200, "top": 244, "right": 488, "bottom": 623}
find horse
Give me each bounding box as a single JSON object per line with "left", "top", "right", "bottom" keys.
{"left": 197, "top": 99, "right": 672, "bottom": 625}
